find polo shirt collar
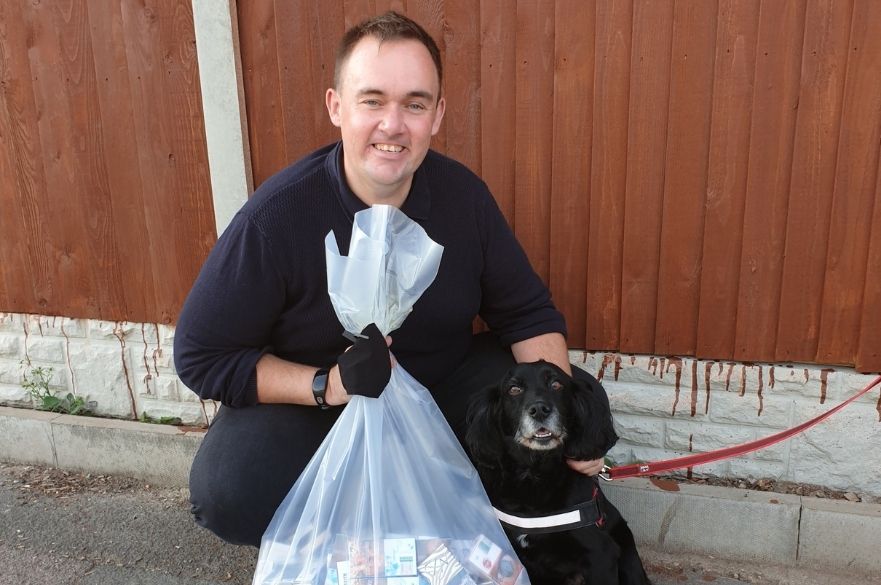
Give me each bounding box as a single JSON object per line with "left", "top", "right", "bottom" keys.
{"left": 326, "top": 141, "right": 431, "bottom": 221}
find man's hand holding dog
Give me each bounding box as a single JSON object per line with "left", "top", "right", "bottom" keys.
{"left": 566, "top": 457, "right": 605, "bottom": 476}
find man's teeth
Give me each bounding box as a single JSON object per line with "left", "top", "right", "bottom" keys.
{"left": 375, "top": 144, "right": 403, "bottom": 153}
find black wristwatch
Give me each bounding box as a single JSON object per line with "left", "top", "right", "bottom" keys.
{"left": 312, "top": 368, "right": 330, "bottom": 409}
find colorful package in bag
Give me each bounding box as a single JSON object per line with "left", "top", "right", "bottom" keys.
{"left": 252, "top": 205, "right": 529, "bottom": 585}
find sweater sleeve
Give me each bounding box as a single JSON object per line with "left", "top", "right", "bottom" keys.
{"left": 173, "top": 212, "right": 285, "bottom": 407}
{"left": 476, "top": 189, "right": 568, "bottom": 346}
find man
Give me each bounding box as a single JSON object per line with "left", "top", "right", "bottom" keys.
{"left": 174, "top": 11, "right": 604, "bottom": 548}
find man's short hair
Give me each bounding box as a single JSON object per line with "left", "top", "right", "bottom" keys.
{"left": 334, "top": 11, "right": 443, "bottom": 94}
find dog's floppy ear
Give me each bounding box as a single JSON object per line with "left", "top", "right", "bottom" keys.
{"left": 565, "top": 376, "right": 619, "bottom": 461}
{"left": 464, "top": 383, "right": 507, "bottom": 470}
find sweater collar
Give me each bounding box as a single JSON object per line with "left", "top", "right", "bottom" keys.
{"left": 325, "top": 141, "right": 431, "bottom": 221}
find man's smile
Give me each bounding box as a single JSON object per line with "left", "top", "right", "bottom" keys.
{"left": 373, "top": 143, "right": 404, "bottom": 153}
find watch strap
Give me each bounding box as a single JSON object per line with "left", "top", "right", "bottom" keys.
{"left": 312, "top": 368, "right": 330, "bottom": 409}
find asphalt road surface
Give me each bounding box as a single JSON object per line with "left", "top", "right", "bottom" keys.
{"left": 0, "top": 463, "right": 865, "bottom": 585}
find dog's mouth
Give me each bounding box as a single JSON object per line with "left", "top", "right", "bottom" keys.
{"left": 516, "top": 420, "right": 565, "bottom": 450}
{"left": 532, "top": 427, "right": 556, "bottom": 441}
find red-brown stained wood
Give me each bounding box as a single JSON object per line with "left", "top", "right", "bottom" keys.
{"left": 439, "top": 0, "right": 482, "bottom": 174}
{"left": 87, "top": 1, "right": 157, "bottom": 320}
{"left": 696, "top": 0, "right": 761, "bottom": 360}
{"left": 654, "top": 0, "right": 717, "bottom": 356}
{"left": 237, "top": 1, "right": 287, "bottom": 186}
{"left": 586, "top": 0, "right": 632, "bottom": 350}
{"left": 619, "top": 0, "right": 674, "bottom": 354}
{"left": 479, "top": 0, "right": 517, "bottom": 225}
{"left": 548, "top": 1, "right": 594, "bottom": 348}
{"left": 816, "top": 0, "right": 881, "bottom": 365}
{"left": 734, "top": 0, "right": 806, "bottom": 363}
{"left": 776, "top": 0, "right": 852, "bottom": 363}
{"left": 856, "top": 158, "right": 881, "bottom": 373}
{"left": 513, "top": 0, "right": 555, "bottom": 283}
{"left": 0, "top": 1, "right": 54, "bottom": 313}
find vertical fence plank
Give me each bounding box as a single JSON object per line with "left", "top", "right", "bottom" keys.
{"left": 816, "top": 0, "right": 881, "bottom": 364}
{"left": 513, "top": 0, "right": 555, "bottom": 282}
{"left": 654, "top": 0, "right": 717, "bottom": 356}
{"left": 27, "top": 0, "right": 104, "bottom": 317}
{"left": 857, "top": 166, "right": 881, "bottom": 373}
{"left": 0, "top": 1, "right": 54, "bottom": 312}
{"left": 696, "top": 0, "right": 761, "bottom": 360}
{"left": 586, "top": 0, "right": 632, "bottom": 350}
{"left": 775, "top": 0, "right": 853, "bottom": 363}
{"left": 734, "top": 0, "right": 806, "bottom": 362}
{"left": 619, "top": 0, "right": 674, "bottom": 354}
{"left": 548, "top": 1, "right": 594, "bottom": 348}
{"left": 440, "top": 0, "right": 482, "bottom": 173}
{"left": 87, "top": 0, "right": 157, "bottom": 320}
{"left": 479, "top": 0, "right": 517, "bottom": 224}
{"left": 237, "top": 2, "right": 287, "bottom": 186}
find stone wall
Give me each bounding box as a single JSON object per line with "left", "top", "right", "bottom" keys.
{"left": 2, "top": 311, "right": 879, "bottom": 496}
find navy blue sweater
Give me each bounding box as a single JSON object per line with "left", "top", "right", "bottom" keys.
{"left": 173, "top": 142, "right": 566, "bottom": 407}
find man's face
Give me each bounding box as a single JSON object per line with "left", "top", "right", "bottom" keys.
{"left": 326, "top": 37, "right": 445, "bottom": 206}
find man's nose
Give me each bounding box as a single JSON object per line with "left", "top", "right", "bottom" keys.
{"left": 380, "top": 106, "right": 404, "bottom": 133}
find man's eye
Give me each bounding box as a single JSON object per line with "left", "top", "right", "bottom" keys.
{"left": 407, "top": 103, "right": 426, "bottom": 111}
{"left": 363, "top": 99, "right": 381, "bottom": 107}
{"left": 550, "top": 380, "right": 563, "bottom": 391}
{"left": 508, "top": 385, "right": 523, "bottom": 396}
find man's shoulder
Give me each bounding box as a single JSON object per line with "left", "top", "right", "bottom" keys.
{"left": 249, "top": 143, "right": 337, "bottom": 207}
{"left": 422, "top": 149, "right": 485, "bottom": 186}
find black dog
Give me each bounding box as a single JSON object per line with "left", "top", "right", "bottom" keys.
{"left": 465, "top": 361, "right": 650, "bottom": 585}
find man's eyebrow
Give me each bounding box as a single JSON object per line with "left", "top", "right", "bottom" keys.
{"left": 356, "top": 88, "right": 436, "bottom": 101}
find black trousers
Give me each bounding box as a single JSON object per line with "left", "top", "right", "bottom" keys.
{"left": 188, "top": 334, "right": 599, "bottom": 547}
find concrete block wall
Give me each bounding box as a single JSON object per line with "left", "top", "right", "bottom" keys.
{"left": 574, "top": 352, "right": 881, "bottom": 497}
{"left": 2, "top": 311, "right": 879, "bottom": 496}
{"left": 0, "top": 312, "right": 217, "bottom": 427}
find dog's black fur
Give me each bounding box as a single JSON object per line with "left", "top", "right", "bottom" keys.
{"left": 465, "top": 361, "right": 650, "bottom": 585}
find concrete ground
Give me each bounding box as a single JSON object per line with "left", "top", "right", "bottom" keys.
{"left": 1, "top": 406, "right": 879, "bottom": 584}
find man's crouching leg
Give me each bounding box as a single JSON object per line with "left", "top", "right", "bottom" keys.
{"left": 188, "top": 403, "right": 342, "bottom": 547}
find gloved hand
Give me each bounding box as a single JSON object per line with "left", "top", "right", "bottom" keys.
{"left": 337, "top": 323, "right": 392, "bottom": 398}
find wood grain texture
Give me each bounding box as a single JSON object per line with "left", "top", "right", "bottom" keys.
{"left": 733, "top": 0, "right": 806, "bottom": 362}
{"left": 775, "top": 0, "right": 853, "bottom": 363}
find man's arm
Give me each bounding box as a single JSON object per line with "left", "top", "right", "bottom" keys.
{"left": 510, "top": 332, "right": 571, "bottom": 374}
{"left": 255, "top": 355, "right": 350, "bottom": 406}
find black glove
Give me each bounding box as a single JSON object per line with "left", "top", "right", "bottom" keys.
{"left": 337, "top": 323, "right": 391, "bottom": 398}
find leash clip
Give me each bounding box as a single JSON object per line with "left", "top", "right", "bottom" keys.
{"left": 598, "top": 465, "right": 612, "bottom": 482}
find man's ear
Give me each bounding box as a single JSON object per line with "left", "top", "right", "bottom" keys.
{"left": 326, "top": 88, "right": 342, "bottom": 127}
{"left": 430, "top": 96, "right": 445, "bottom": 136}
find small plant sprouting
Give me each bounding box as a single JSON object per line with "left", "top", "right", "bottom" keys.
{"left": 139, "top": 412, "right": 183, "bottom": 426}
{"left": 21, "top": 365, "right": 95, "bottom": 415}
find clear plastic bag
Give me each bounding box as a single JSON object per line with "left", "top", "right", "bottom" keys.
{"left": 253, "top": 205, "right": 529, "bottom": 585}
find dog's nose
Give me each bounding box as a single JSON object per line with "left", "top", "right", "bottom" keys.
{"left": 527, "top": 402, "right": 552, "bottom": 420}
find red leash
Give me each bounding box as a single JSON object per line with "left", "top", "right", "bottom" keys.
{"left": 601, "top": 374, "right": 881, "bottom": 481}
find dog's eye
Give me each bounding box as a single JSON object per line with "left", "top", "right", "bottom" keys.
{"left": 550, "top": 380, "right": 563, "bottom": 391}
{"left": 508, "top": 385, "right": 523, "bottom": 396}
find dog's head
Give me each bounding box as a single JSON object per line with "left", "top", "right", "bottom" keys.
{"left": 465, "top": 361, "right": 618, "bottom": 470}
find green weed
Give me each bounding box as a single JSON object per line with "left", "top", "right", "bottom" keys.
{"left": 21, "top": 365, "right": 95, "bottom": 415}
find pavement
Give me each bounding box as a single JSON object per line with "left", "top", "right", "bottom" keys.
{"left": 2, "top": 405, "right": 879, "bottom": 585}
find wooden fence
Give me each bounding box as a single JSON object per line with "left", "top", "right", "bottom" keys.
{"left": 1, "top": 1, "right": 879, "bottom": 372}
{"left": 238, "top": 0, "right": 881, "bottom": 372}
{"left": 0, "top": 0, "right": 215, "bottom": 324}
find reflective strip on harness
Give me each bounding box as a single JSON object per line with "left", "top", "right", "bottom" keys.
{"left": 493, "top": 507, "right": 582, "bottom": 530}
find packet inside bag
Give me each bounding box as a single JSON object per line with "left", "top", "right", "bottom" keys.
{"left": 253, "top": 205, "right": 530, "bottom": 585}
